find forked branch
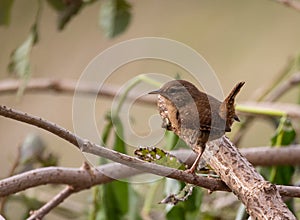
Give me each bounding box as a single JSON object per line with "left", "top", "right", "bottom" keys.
{"left": 0, "top": 105, "right": 297, "bottom": 219}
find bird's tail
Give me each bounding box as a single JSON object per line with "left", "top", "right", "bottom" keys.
{"left": 225, "top": 81, "right": 245, "bottom": 102}
{"left": 219, "top": 81, "right": 245, "bottom": 126}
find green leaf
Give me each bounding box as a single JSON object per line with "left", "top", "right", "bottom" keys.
{"left": 166, "top": 205, "right": 186, "bottom": 220}
{"left": 165, "top": 131, "right": 179, "bottom": 151}
{"left": 165, "top": 183, "right": 203, "bottom": 219}
{"left": 57, "top": 0, "right": 83, "bottom": 30}
{"left": 268, "top": 117, "right": 296, "bottom": 184}
{"left": 0, "top": 0, "right": 14, "bottom": 26}
{"left": 101, "top": 112, "right": 113, "bottom": 146}
{"left": 261, "top": 116, "right": 296, "bottom": 213}
{"left": 95, "top": 180, "right": 132, "bottom": 220}
{"left": 99, "top": 0, "right": 131, "bottom": 38}
{"left": 8, "top": 0, "right": 41, "bottom": 96}
{"left": 134, "top": 147, "right": 187, "bottom": 170}
{"left": 8, "top": 24, "right": 38, "bottom": 77}
{"left": 112, "top": 115, "right": 126, "bottom": 154}
{"left": 270, "top": 117, "right": 296, "bottom": 146}
{"left": 46, "top": 0, "right": 65, "bottom": 11}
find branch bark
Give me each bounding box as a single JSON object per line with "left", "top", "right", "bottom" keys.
{"left": 0, "top": 78, "right": 155, "bottom": 105}
{"left": 0, "top": 105, "right": 297, "bottom": 219}
{"left": 202, "top": 137, "right": 296, "bottom": 219}
{"left": 1, "top": 149, "right": 300, "bottom": 198}
{"left": 0, "top": 105, "right": 228, "bottom": 192}
{"left": 28, "top": 186, "right": 75, "bottom": 220}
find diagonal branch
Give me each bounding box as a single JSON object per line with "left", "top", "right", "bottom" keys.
{"left": 27, "top": 186, "right": 75, "bottom": 220}
{"left": 0, "top": 105, "right": 227, "bottom": 192}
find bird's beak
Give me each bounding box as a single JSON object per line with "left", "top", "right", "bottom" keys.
{"left": 148, "top": 90, "right": 160, "bottom": 94}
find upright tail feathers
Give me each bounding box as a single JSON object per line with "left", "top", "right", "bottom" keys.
{"left": 219, "top": 81, "right": 245, "bottom": 129}
{"left": 225, "top": 81, "right": 245, "bottom": 102}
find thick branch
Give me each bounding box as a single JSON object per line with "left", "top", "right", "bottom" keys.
{"left": 1, "top": 157, "right": 300, "bottom": 199}
{"left": 202, "top": 137, "right": 296, "bottom": 219}
{"left": 0, "top": 163, "right": 142, "bottom": 197}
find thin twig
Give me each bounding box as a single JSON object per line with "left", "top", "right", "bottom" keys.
{"left": 27, "top": 186, "right": 75, "bottom": 220}
{"left": 234, "top": 57, "right": 298, "bottom": 145}
{"left": 0, "top": 145, "right": 21, "bottom": 217}
{"left": 0, "top": 78, "right": 155, "bottom": 105}
{"left": 275, "top": 0, "right": 300, "bottom": 11}
{"left": 265, "top": 72, "right": 300, "bottom": 101}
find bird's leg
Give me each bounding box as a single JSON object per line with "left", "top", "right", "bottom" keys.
{"left": 185, "top": 144, "right": 205, "bottom": 174}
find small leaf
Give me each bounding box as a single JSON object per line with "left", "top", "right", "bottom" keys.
{"left": 0, "top": 0, "right": 14, "bottom": 26}
{"left": 57, "top": 0, "right": 83, "bottom": 30}
{"left": 8, "top": 24, "right": 38, "bottom": 77}
{"left": 134, "top": 147, "right": 187, "bottom": 170}
{"left": 261, "top": 116, "right": 296, "bottom": 213}
{"left": 166, "top": 205, "right": 185, "bottom": 220}
{"left": 164, "top": 131, "right": 179, "bottom": 151}
{"left": 270, "top": 117, "right": 296, "bottom": 146}
{"left": 100, "top": 112, "right": 113, "bottom": 146}
{"left": 112, "top": 115, "right": 126, "bottom": 154}
{"left": 46, "top": 0, "right": 65, "bottom": 11}
{"left": 165, "top": 184, "right": 203, "bottom": 219}
{"left": 8, "top": 0, "right": 41, "bottom": 96}
{"left": 99, "top": 0, "right": 131, "bottom": 38}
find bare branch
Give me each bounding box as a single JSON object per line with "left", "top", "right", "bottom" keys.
{"left": 28, "top": 186, "right": 75, "bottom": 220}
{"left": 0, "top": 78, "right": 155, "bottom": 105}
{"left": 203, "top": 137, "right": 296, "bottom": 219}
{"left": 275, "top": 0, "right": 300, "bottom": 11}
{"left": 265, "top": 72, "right": 300, "bottom": 101}
{"left": 0, "top": 163, "right": 141, "bottom": 197}
{"left": 0, "top": 105, "right": 298, "bottom": 219}
{"left": 0, "top": 148, "right": 300, "bottom": 199}
{"left": 0, "top": 105, "right": 228, "bottom": 192}
{"left": 240, "top": 145, "right": 300, "bottom": 166}
{"left": 175, "top": 146, "right": 300, "bottom": 167}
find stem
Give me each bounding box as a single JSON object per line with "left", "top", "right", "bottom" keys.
{"left": 141, "top": 181, "right": 161, "bottom": 218}
{"left": 114, "top": 75, "right": 161, "bottom": 115}
{"left": 236, "top": 105, "right": 287, "bottom": 117}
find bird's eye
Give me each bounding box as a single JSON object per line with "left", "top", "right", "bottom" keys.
{"left": 168, "top": 87, "right": 177, "bottom": 94}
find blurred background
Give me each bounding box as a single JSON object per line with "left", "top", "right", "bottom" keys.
{"left": 1, "top": 0, "right": 300, "bottom": 219}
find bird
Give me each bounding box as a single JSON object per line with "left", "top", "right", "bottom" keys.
{"left": 149, "top": 80, "right": 245, "bottom": 173}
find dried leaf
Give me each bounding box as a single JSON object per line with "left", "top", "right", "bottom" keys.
{"left": 160, "top": 184, "right": 194, "bottom": 205}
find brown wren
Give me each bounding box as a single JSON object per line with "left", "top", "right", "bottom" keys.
{"left": 149, "top": 80, "right": 245, "bottom": 173}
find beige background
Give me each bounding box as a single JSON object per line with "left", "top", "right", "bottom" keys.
{"left": 1, "top": 0, "right": 300, "bottom": 219}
